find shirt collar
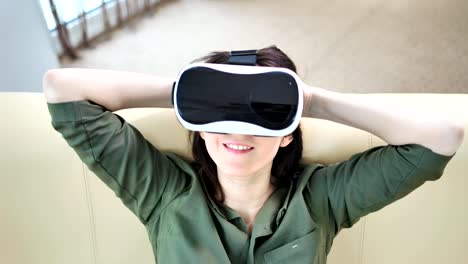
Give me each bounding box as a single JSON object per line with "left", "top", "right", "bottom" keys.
{"left": 198, "top": 172, "right": 296, "bottom": 233}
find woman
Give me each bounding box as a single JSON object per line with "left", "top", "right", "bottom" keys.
{"left": 43, "top": 46, "right": 463, "bottom": 263}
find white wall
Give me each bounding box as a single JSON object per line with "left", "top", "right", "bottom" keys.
{"left": 1, "top": 1, "right": 59, "bottom": 92}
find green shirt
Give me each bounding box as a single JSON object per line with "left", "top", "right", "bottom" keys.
{"left": 48, "top": 100, "right": 453, "bottom": 264}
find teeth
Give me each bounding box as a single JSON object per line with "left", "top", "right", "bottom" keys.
{"left": 226, "top": 144, "right": 252, "bottom": 150}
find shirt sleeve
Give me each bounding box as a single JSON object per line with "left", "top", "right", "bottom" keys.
{"left": 47, "top": 100, "right": 190, "bottom": 225}
{"left": 307, "top": 144, "right": 454, "bottom": 235}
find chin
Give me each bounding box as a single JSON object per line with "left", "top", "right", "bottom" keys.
{"left": 222, "top": 168, "right": 252, "bottom": 177}
{"left": 219, "top": 165, "right": 256, "bottom": 178}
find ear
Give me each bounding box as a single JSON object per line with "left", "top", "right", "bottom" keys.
{"left": 279, "top": 134, "right": 293, "bottom": 147}
{"left": 199, "top": 132, "right": 205, "bottom": 140}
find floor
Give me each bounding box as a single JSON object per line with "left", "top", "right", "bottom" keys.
{"left": 63, "top": 0, "right": 468, "bottom": 93}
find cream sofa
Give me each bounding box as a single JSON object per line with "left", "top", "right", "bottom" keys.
{"left": 1, "top": 92, "right": 467, "bottom": 264}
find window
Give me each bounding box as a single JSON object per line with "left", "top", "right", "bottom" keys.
{"left": 38, "top": 0, "right": 115, "bottom": 30}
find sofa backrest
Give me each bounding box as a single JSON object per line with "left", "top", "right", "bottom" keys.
{"left": 1, "top": 93, "right": 466, "bottom": 264}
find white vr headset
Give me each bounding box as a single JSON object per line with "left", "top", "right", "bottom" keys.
{"left": 172, "top": 50, "right": 305, "bottom": 137}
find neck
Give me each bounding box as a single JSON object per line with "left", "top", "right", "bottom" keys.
{"left": 218, "top": 169, "right": 275, "bottom": 225}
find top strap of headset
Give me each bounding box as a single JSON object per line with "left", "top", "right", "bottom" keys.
{"left": 227, "top": 49, "right": 257, "bottom": 66}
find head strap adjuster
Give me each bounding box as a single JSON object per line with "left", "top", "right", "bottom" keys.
{"left": 227, "top": 49, "right": 257, "bottom": 66}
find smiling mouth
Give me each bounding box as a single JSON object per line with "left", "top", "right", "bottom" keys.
{"left": 223, "top": 143, "right": 254, "bottom": 153}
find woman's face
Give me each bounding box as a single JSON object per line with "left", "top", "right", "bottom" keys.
{"left": 199, "top": 132, "right": 293, "bottom": 179}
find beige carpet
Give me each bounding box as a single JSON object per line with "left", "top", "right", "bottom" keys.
{"left": 63, "top": 0, "right": 468, "bottom": 93}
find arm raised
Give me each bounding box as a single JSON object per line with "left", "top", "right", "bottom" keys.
{"left": 42, "top": 68, "right": 174, "bottom": 111}
{"left": 303, "top": 86, "right": 464, "bottom": 156}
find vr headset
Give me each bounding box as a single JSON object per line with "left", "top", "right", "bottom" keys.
{"left": 172, "top": 49, "right": 304, "bottom": 137}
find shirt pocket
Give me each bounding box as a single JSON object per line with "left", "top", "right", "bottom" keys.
{"left": 263, "top": 229, "right": 322, "bottom": 264}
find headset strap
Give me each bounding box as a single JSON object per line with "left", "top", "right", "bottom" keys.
{"left": 227, "top": 49, "right": 257, "bottom": 66}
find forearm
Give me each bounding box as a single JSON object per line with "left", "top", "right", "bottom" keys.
{"left": 43, "top": 68, "right": 174, "bottom": 111}
{"left": 303, "top": 85, "right": 464, "bottom": 156}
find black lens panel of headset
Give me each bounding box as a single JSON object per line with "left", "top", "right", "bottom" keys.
{"left": 176, "top": 66, "right": 299, "bottom": 130}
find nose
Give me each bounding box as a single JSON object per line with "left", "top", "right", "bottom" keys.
{"left": 227, "top": 134, "right": 255, "bottom": 139}
{"left": 223, "top": 134, "right": 258, "bottom": 143}
{"left": 227, "top": 133, "right": 272, "bottom": 138}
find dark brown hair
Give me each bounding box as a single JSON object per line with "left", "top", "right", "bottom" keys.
{"left": 190, "top": 45, "right": 303, "bottom": 202}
